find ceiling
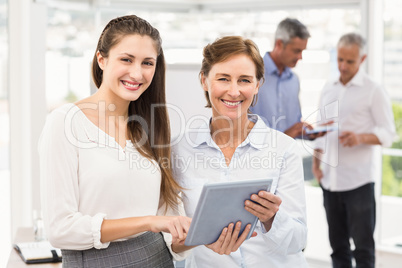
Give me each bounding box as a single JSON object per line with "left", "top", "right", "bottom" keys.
{"left": 37, "top": 0, "right": 360, "bottom": 12}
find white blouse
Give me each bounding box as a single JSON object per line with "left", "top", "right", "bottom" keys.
{"left": 38, "top": 103, "right": 184, "bottom": 259}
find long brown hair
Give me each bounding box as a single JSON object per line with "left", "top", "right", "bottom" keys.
{"left": 91, "top": 15, "right": 181, "bottom": 210}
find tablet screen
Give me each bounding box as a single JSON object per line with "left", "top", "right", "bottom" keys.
{"left": 184, "top": 178, "right": 273, "bottom": 246}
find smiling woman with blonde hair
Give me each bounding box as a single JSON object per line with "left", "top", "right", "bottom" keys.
{"left": 172, "top": 36, "right": 308, "bottom": 267}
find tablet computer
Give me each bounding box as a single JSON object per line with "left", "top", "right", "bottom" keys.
{"left": 184, "top": 178, "right": 273, "bottom": 246}
{"left": 305, "top": 125, "right": 338, "bottom": 135}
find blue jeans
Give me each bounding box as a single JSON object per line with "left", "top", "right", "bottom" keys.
{"left": 322, "top": 183, "right": 376, "bottom": 268}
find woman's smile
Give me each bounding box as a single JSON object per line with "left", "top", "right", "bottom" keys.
{"left": 121, "top": 80, "right": 142, "bottom": 91}
{"left": 221, "top": 99, "right": 243, "bottom": 108}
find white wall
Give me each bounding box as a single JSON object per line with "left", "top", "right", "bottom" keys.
{"left": 166, "top": 64, "right": 210, "bottom": 139}
{"left": 9, "top": 1, "right": 47, "bottom": 239}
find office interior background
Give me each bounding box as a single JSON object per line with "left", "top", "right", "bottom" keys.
{"left": 1, "top": 0, "right": 402, "bottom": 266}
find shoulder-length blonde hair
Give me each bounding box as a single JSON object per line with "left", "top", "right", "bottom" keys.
{"left": 200, "top": 36, "right": 265, "bottom": 109}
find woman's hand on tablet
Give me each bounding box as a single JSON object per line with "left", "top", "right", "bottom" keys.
{"left": 149, "top": 216, "right": 192, "bottom": 243}
{"left": 244, "top": 191, "right": 282, "bottom": 231}
{"left": 205, "top": 221, "right": 257, "bottom": 255}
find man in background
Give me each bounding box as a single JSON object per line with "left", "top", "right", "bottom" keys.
{"left": 312, "top": 33, "right": 396, "bottom": 268}
{"left": 251, "top": 18, "right": 312, "bottom": 138}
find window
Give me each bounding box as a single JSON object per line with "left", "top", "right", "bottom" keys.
{"left": 45, "top": 6, "right": 360, "bottom": 112}
{"left": 46, "top": 8, "right": 97, "bottom": 110}
{"left": 0, "top": 0, "right": 10, "bottom": 266}
{"left": 383, "top": 0, "right": 402, "bottom": 198}
{"left": 379, "top": 0, "right": 402, "bottom": 250}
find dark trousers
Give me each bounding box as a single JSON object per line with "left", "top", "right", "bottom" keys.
{"left": 322, "top": 183, "right": 376, "bottom": 268}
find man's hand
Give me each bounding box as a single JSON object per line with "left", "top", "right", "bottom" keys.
{"left": 339, "top": 131, "right": 361, "bottom": 147}
{"left": 284, "top": 122, "right": 305, "bottom": 138}
{"left": 339, "top": 131, "right": 381, "bottom": 147}
{"left": 312, "top": 164, "right": 323, "bottom": 182}
{"left": 284, "top": 121, "right": 328, "bottom": 140}
{"left": 303, "top": 121, "right": 334, "bottom": 140}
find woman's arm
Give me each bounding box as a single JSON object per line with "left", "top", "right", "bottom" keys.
{"left": 39, "top": 108, "right": 99, "bottom": 250}
{"left": 39, "top": 107, "right": 191, "bottom": 250}
{"left": 100, "top": 216, "right": 191, "bottom": 244}
{"left": 245, "top": 141, "right": 307, "bottom": 255}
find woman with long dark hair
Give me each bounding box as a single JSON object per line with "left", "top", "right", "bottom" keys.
{"left": 39, "top": 15, "right": 191, "bottom": 267}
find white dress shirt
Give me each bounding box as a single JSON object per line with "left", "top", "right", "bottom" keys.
{"left": 172, "top": 115, "right": 308, "bottom": 268}
{"left": 315, "top": 69, "right": 396, "bottom": 191}
{"left": 38, "top": 103, "right": 186, "bottom": 260}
